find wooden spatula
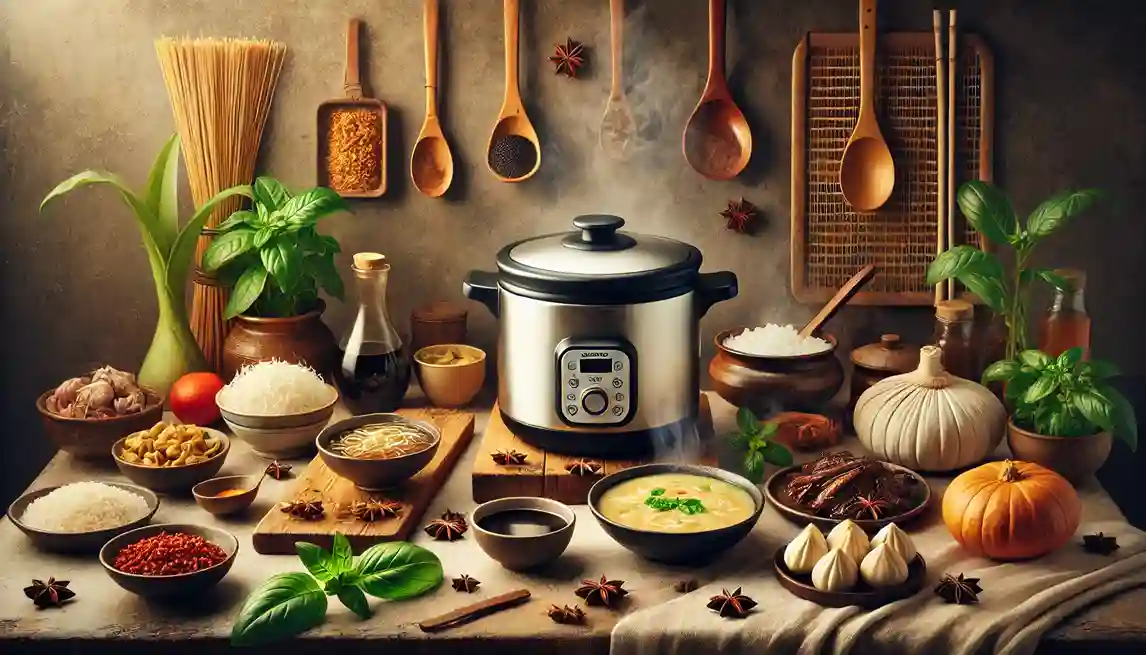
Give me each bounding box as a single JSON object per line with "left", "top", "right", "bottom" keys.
{"left": 799, "top": 265, "right": 876, "bottom": 338}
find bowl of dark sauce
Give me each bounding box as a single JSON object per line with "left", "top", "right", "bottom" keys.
{"left": 470, "top": 497, "right": 575, "bottom": 571}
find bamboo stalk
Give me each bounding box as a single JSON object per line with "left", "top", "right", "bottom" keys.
{"left": 947, "top": 10, "right": 957, "bottom": 300}
{"left": 933, "top": 10, "right": 946, "bottom": 306}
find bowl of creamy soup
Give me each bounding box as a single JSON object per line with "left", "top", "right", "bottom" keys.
{"left": 588, "top": 463, "right": 764, "bottom": 565}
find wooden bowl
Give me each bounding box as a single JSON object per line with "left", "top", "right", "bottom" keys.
{"left": 37, "top": 389, "right": 164, "bottom": 460}
{"left": 317, "top": 413, "right": 441, "bottom": 491}
{"left": 7, "top": 482, "right": 159, "bottom": 553}
{"left": 470, "top": 497, "right": 576, "bottom": 571}
{"left": 708, "top": 328, "right": 844, "bottom": 414}
{"left": 763, "top": 462, "right": 931, "bottom": 533}
{"left": 413, "top": 344, "right": 486, "bottom": 408}
{"left": 112, "top": 430, "right": 230, "bottom": 493}
{"left": 774, "top": 549, "right": 927, "bottom": 608}
{"left": 99, "top": 523, "right": 238, "bottom": 599}
{"left": 192, "top": 475, "right": 261, "bottom": 516}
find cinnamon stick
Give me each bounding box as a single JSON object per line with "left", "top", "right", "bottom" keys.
{"left": 418, "top": 588, "right": 531, "bottom": 633}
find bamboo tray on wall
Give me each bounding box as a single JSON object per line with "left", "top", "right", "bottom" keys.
{"left": 791, "top": 32, "right": 994, "bottom": 306}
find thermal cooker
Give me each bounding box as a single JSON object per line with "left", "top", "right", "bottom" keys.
{"left": 463, "top": 215, "right": 738, "bottom": 457}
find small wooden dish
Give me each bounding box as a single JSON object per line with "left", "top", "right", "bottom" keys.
{"left": 774, "top": 549, "right": 927, "bottom": 608}
{"left": 192, "top": 475, "right": 262, "bottom": 516}
{"left": 763, "top": 461, "right": 930, "bottom": 532}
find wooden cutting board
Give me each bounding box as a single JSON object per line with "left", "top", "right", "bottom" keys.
{"left": 252, "top": 408, "right": 475, "bottom": 554}
{"left": 472, "top": 394, "right": 716, "bottom": 505}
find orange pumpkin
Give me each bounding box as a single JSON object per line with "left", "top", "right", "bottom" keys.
{"left": 942, "top": 459, "right": 1081, "bottom": 561}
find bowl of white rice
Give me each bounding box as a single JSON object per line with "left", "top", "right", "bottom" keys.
{"left": 7, "top": 480, "right": 159, "bottom": 553}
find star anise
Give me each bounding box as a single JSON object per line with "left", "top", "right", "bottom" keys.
{"left": 280, "top": 500, "right": 324, "bottom": 520}
{"left": 24, "top": 578, "right": 75, "bottom": 608}
{"left": 706, "top": 587, "right": 756, "bottom": 618}
{"left": 265, "top": 460, "right": 292, "bottom": 480}
{"left": 452, "top": 574, "right": 481, "bottom": 593}
{"left": 440, "top": 509, "right": 468, "bottom": 527}
{"left": 565, "top": 458, "right": 602, "bottom": 476}
{"left": 575, "top": 575, "right": 628, "bottom": 607}
{"left": 549, "top": 38, "right": 585, "bottom": 78}
{"left": 349, "top": 499, "right": 402, "bottom": 522}
{"left": 547, "top": 604, "right": 586, "bottom": 624}
{"left": 673, "top": 578, "right": 699, "bottom": 594}
{"left": 935, "top": 573, "right": 982, "bottom": 605}
{"left": 837, "top": 493, "right": 892, "bottom": 520}
{"left": 1083, "top": 532, "right": 1120, "bottom": 555}
{"left": 720, "top": 198, "right": 757, "bottom": 234}
{"left": 491, "top": 449, "right": 529, "bottom": 465}
{"left": 424, "top": 512, "right": 467, "bottom": 541}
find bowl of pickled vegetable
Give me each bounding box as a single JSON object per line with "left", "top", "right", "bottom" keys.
{"left": 112, "top": 422, "right": 230, "bottom": 493}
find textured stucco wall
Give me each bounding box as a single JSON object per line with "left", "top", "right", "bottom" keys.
{"left": 2, "top": 0, "right": 1145, "bottom": 504}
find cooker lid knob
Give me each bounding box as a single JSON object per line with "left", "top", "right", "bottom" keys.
{"left": 563, "top": 214, "right": 637, "bottom": 251}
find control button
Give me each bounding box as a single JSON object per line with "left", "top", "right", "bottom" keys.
{"left": 566, "top": 393, "right": 576, "bottom": 401}
{"left": 568, "top": 378, "right": 579, "bottom": 389}
{"left": 611, "top": 405, "right": 624, "bottom": 416}
{"left": 613, "top": 360, "right": 624, "bottom": 372}
{"left": 581, "top": 388, "right": 609, "bottom": 416}
{"left": 615, "top": 392, "right": 625, "bottom": 402}
{"left": 567, "top": 360, "right": 577, "bottom": 370}
{"left": 611, "top": 378, "right": 623, "bottom": 389}
{"left": 566, "top": 405, "right": 579, "bottom": 416}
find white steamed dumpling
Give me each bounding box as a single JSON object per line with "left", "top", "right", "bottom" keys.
{"left": 784, "top": 524, "right": 829, "bottom": 574}
{"left": 811, "top": 549, "right": 858, "bottom": 592}
{"left": 870, "top": 523, "right": 917, "bottom": 563}
{"left": 860, "top": 543, "right": 909, "bottom": 587}
{"left": 826, "top": 519, "right": 870, "bottom": 564}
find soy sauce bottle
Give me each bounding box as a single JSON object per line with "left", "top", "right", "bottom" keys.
{"left": 335, "top": 253, "right": 411, "bottom": 413}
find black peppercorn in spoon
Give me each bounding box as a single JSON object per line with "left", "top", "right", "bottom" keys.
{"left": 487, "top": 0, "right": 541, "bottom": 182}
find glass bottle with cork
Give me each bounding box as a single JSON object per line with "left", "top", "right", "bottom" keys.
{"left": 1038, "top": 268, "right": 1090, "bottom": 360}
{"left": 932, "top": 299, "right": 977, "bottom": 380}
{"left": 335, "top": 252, "right": 411, "bottom": 413}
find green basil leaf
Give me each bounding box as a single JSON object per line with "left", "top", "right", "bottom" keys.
{"left": 261, "top": 237, "right": 303, "bottom": 294}
{"left": 743, "top": 449, "right": 765, "bottom": 483}
{"left": 1098, "top": 384, "right": 1138, "bottom": 452}
{"left": 330, "top": 533, "right": 354, "bottom": 577}
{"left": 202, "top": 229, "right": 256, "bottom": 272}
{"left": 1034, "top": 268, "right": 1069, "bottom": 292}
{"left": 253, "top": 226, "right": 276, "bottom": 249}
{"left": 253, "top": 176, "right": 293, "bottom": 210}
{"left": 1022, "top": 374, "right": 1059, "bottom": 404}
{"left": 231, "top": 572, "right": 327, "bottom": 647}
{"left": 736, "top": 407, "right": 757, "bottom": 435}
{"left": 320, "top": 234, "right": 342, "bottom": 254}
{"left": 1057, "top": 347, "right": 1084, "bottom": 370}
{"left": 1026, "top": 189, "right": 1101, "bottom": 238}
{"left": 981, "top": 359, "right": 1021, "bottom": 384}
{"left": 650, "top": 488, "right": 666, "bottom": 497}
{"left": 1079, "top": 360, "right": 1119, "bottom": 380}
{"left": 1018, "top": 350, "right": 1052, "bottom": 369}
{"left": 956, "top": 180, "right": 1017, "bottom": 246}
{"left": 761, "top": 441, "right": 794, "bottom": 467}
{"left": 280, "top": 187, "right": 350, "bottom": 227}
{"left": 1073, "top": 389, "right": 1114, "bottom": 433}
{"left": 307, "top": 252, "right": 345, "bottom": 301}
{"left": 295, "top": 542, "right": 335, "bottom": 582}
{"left": 760, "top": 421, "right": 778, "bottom": 437}
{"left": 957, "top": 272, "right": 1007, "bottom": 313}
{"left": 354, "top": 542, "right": 443, "bottom": 600}
{"left": 926, "top": 245, "right": 1004, "bottom": 285}
{"left": 224, "top": 264, "right": 267, "bottom": 319}
{"left": 216, "top": 209, "right": 258, "bottom": 232}
{"left": 336, "top": 585, "right": 372, "bottom": 620}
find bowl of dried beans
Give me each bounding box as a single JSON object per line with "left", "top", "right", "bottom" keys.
{"left": 99, "top": 523, "right": 238, "bottom": 598}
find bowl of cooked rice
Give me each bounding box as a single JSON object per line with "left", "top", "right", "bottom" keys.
{"left": 317, "top": 413, "right": 441, "bottom": 490}
{"left": 7, "top": 481, "right": 160, "bottom": 553}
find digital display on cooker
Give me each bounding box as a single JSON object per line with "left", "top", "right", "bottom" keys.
{"left": 579, "top": 358, "right": 613, "bottom": 373}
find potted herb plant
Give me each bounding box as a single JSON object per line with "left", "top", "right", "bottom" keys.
{"left": 40, "top": 135, "right": 251, "bottom": 396}
{"left": 201, "top": 176, "right": 349, "bottom": 379}
{"left": 983, "top": 347, "right": 1137, "bottom": 482}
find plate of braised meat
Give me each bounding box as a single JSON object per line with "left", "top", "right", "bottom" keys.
{"left": 764, "top": 451, "right": 931, "bottom": 531}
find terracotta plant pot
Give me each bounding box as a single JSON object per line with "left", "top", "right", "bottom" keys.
{"left": 1006, "top": 418, "right": 1112, "bottom": 484}
{"left": 222, "top": 299, "right": 338, "bottom": 381}
{"left": 708, "top": 328, "right": 844, "bottom": 415}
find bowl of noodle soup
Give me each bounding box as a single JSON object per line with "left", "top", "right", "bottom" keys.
{"left": 316, "top": 414, "right": 441, "bottom": 490}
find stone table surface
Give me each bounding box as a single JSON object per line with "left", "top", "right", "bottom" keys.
{"left": 2, "top": 397, "right": 1146, "bottom": 655}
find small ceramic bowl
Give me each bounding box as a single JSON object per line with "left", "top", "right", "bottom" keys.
{"left": 215, "top": 383, "right": 339, "bottom": 430}
{"left": 223, "top": 417, "right": 330, "bottom": 460}
{"left": 414, "top": 344, "right": 486, "bottom": 408}
{"left": 192, "top": 475, "right": 262, "bottom": 516}
{"left": 588, "top": 463, "right": 764, "bottom": 565}
{"left": 112, "top": 430, "right": 230, "bottom": 493}
{"left": 7, "top": 482, "right": 159, "bottom": 553}
{"left": 99, "top": 523, "right": 238, "bottom": 599}
{"left": 37, "top": 388, "right": 164, "bottom": 460}
{"left": 317, "top": 413, "right": 441, "bottom": 491}
{"left": 471, "top": 497, "right": 576, "bottom": 571}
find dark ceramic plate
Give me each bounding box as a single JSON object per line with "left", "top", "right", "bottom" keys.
{"left": 99, "top": 523, "right": 238, "bottom": 599}
{"left": 7, "top": 481, "right": 160, "bottom": 553}
{"left": 764, "top": 461, "right": 930, "bottom": 533}
{"left": 773, "top": 549, "right": 927, "bottom": 608}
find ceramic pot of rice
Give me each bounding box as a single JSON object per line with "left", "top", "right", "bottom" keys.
{"left": 709, "top": 326, "right": 844, "bottom": 415}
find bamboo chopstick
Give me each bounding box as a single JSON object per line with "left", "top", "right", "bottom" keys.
{"left": 933, "top": 10, "right": 946, "bottom": 306}
{"left": 947, "top": 10, "right": 958, "bottom": 300}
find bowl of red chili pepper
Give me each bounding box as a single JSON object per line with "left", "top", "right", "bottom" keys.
{"left": 98, "top": 523, "right": 238, "bottom": 598}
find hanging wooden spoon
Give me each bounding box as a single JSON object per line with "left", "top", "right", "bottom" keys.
{"left": 683, "top": 0, "right": 751, "bottom": 180}
{"left": 411, "top": 0, "right": 454, "bottom": 198}
{"left": 799, "top": 264, "right": 876, "bottom": 338}
{"left": 839, "top": 0, "right": 895, "bottom": 212}
{"left": 486, "top": 0, "right": 541, "bottom": 182}
{"left": 599, "top": 0, "right": 636, "bottom": 159}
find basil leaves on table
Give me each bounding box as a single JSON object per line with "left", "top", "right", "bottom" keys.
{"left": 231, "top": 534, "right": 443, "bottom": 646}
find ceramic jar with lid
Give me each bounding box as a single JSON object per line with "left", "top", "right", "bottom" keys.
{"left": 849, "top": 334, "right": 920, "bottom": 409}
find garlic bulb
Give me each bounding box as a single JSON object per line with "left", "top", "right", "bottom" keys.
{"left": 854, "top": 346, "right": 1006, "bottom": 472}
{"left": 811, "top": 549, "right": 858, "bottom": 592}
{"left": 826, "top": 519, "right": 870, "bottom": 563}
{"left": 860, "top": 544, "right": 909, "bottom": 587}
{"left": 784, "top": 524, "right": 829, "bottom": 574}
{"left": 871, "top": 523, "right": 917, "bottom": 563}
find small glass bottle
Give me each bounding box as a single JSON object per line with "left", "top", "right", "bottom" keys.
{"left": 335, "top": 252, "right": 411, "bottom": 413}
{"left": 1038, "top": 268, "right": 1090, "bottom": 360}
{"left": 932, "top": 299, "right": 976, "bottom": 380}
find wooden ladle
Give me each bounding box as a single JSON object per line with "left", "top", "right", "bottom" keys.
{"left": 486, "top": 0, "right": 540, "bottom": 182}
{"left": 599, "top": 0, "right": 636, "bottom": 160}
{"left": 683, "top": 0, "right": 751, "bottom": 181}
{"left": 839, "top": 0, "right": 895, "bottom": 212}
{"left": 799, "top": 264, "right": 876, "bottom": 338}
{"left": 411, "top": 0, "right": 454, "bottom": 198}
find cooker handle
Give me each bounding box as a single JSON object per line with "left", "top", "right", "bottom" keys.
{"left": 696, "top": 271, "right": 738, "bottom": 318}
{"left": 463, "top": 271, "right": 500, "bottom": 317}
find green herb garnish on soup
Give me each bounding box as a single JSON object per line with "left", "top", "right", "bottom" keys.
{"left": 598, "top": 473, "right": 753, "bottom": 533}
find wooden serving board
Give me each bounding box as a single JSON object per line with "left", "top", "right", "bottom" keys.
{"left": 472, "top": 394, "right": 716, "bottom": 505}
{"left": 252, "top": 408, "right": 475, "bottom": 554}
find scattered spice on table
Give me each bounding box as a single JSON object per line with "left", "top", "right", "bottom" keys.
{"left": 265, "top": 461, "right": 292, "bottom": 480}
{"left": 280, "top": 500, "right": 325, "bottom": 521}
{"left": 327, "top": 108, "right": 381, "bottom": 193}
{"left": 707, "top": 587, "right": 755, "bottom": 619}
{"left": 549, "top": 38, "right": 585, "bottom": 78}
{"left": 424, "top": 512, "right": 467, "bottom": 541}
{"left": 491, "top": 449, "right": 528, "bottom": 465}
{"left": 673, "top": 578, "right": 699, "bottom": 594}
{"left": 349, "top": 499, "right": 402, "bottom": 522}
{"left": 934, "top": 573, "right": 982, "bottom": 605}
{"left": 440, "top": 509, "right": 468, "bottom": 526}
{"left": 488, "top": 134, "right": 537, "bottom": 180}
{"left": 1082, "top": 532, "right": 1120, "bottom": 555}
{"left": 565, "top": 458, "right": 602, "bottom": 476}
{"left": 548, "top": 604, "right": 586, "bottom": 625}
{"left": 721, "top": 198, "right": 757, "bottom": 234}
{"left": 575, "top": 575, "right": 628, "bottom": 607}
{"left": 24, "top": 578, "right": 75, "bottom": 608}
{"left": 113, "top": 532, "right": 227, "bottom": 576}
{"left": 452, "top": 574, "right": 481, "bottom": 593}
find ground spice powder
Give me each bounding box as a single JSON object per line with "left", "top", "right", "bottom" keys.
{"left": 113, "top": 531, "right": 227, "bottom": 576}
{"left": 327, "top": 109, "right": 381, "bottom": 192}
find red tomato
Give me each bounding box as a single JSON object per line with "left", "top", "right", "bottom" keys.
{"left": 168, "top": 372, "right": 226, "bottom": 425}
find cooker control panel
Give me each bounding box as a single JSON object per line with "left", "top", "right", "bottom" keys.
{"left": 555, "top": 339, "right": 635, "bottom": 427}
